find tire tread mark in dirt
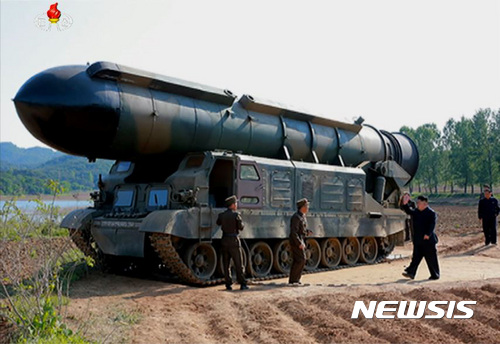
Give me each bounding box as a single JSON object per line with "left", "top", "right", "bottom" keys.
{"left": 446, "top": 288, "right": 500, "bottom": 331}
{"left": 233, "top": 299, "right": 317, "bottom": 344}
{"left": 307, "top": 293, "right": 463, "bottom": 344}
{"left": 481, "top": 283, "right": 500, "bottom": 295}
{"left": 205, "top": 302, "right": 248, "bottom": 343}
{"left": 276, "top": 299, "right": 388, "bottom": 344}
{"left": 404, "top": 289, "right": 500, "bottom": 344}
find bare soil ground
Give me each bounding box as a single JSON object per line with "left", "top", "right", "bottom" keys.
{"left": 2, "top": 205, "right": 500, "bottom": 343}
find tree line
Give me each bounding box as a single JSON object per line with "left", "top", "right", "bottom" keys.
{"left": 0, "top": 156, "right": 112, "bottom": 196}
{"left": 400, "top": 108, "right": 500, "bottom": 194}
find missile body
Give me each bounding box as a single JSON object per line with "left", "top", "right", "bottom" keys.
{"left": 14, "top": 62, "right": 418, "bottom": 179}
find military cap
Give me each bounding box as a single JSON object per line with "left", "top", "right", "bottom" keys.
{"left": 296, "top": 198, "right": 310, "bottom": 208}
{"left": 225, "top": 195, "right": 238, "bottom": 207}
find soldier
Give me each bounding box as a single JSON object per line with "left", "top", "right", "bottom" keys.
{"left": 217, "top": 195, "right": 249, "bottom": 290}
{"left": 401, "top": 195, "right": 440, "bottom": 280}
{"left": 289, "top": 198, "right": 313, "bottom": 285}
{"left": 478, "top": 186, "right": 499, "bottom": 246}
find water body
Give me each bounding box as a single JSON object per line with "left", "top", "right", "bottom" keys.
{"left": 0, "top": 199, "right": 92, "bottom": 211}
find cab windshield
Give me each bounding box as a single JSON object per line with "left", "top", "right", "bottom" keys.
{"left": 147, "top": 188, "right": 168, "bottom": 209}
{"left": 114, "top": 189, "right": 135, "bottom": 209}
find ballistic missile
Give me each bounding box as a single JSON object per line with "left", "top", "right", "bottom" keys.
{"left": 13, "top": 61, "right": 418, "bottom": 179}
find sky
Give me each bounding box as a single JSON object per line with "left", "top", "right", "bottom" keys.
{"left": 1, "top": 0, "right": 499, "bottom": 149}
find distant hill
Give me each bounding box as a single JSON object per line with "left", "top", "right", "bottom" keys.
{"left": 0, "top": 142, "right": 113, "bottom": 195}
{"left": 0, "top": 142, "right": 63, "bottom": 169}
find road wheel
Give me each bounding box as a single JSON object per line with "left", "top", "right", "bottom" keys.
{"left": 183, "top": 242, "right": 217, "bottom": 280}
{"left": 273, "top": 239, "right": 292, "bottom": 274}
{"left": 341, "top": 237, "right": 360, "bottom": 265}
{"left": 248, "top": 241, "right": 273, "bottom": 277}
{"left": 304, "top": 238, "right": 321, "bottom": 271}
{"left": 359, "top": 237, "right": 378, "bottom": 264}
{"left": 320, "top": 238, "right": 342, "bottom": 268}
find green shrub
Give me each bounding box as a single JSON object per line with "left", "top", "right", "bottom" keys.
{"left": 0, "top": 181, "right": 93, "bottom": 343}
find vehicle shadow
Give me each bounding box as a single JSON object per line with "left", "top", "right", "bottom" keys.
{"left": 68, "top": 270, "right": 198, "bottom": 299}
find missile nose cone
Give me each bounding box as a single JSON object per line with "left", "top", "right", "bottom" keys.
{"left": 13, "top": 65, "right": 120, "bottom": 158}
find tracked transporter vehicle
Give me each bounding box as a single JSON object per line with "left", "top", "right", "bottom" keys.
{"left": 14, "top": 62, "right": 419, "bottom": 285}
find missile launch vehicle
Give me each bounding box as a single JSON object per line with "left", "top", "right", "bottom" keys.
{"left": 14, "top": 62, "right": 419, "bottom": 285}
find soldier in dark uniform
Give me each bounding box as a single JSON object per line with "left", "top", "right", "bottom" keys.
{"left": 289, "top": 198, "right": 313, "bottom": 285}
{"left": 478, "top": 186, "right": 499, "bottom": 246}
{"left": 401, "top": 195, "right": 440, "bottom": 280}
{"left": 216, "top": 195, "right": 249, "bottom": 290}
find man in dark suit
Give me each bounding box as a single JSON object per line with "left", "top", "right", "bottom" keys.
{"left": 217, "top": 195, "right": 249, "bottom": 290}
{"left": 478, "top": 186, "right": 499, "bottom": 246}
{"left": 401, "top": 195, "right": 440, "bottom": 280}
{"left": 289, "top": 198, "right": 313, "bottom": 285}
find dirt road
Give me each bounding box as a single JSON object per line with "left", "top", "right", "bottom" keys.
{"left": 65, "top": 205, "right": 500, "bottom": 343}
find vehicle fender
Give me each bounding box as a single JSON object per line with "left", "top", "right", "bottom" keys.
{"left": 60, "top": 208, "right": 97, "bottom": 229}
{"left": 139, "top": 208, "right": 204, "bottom": 238}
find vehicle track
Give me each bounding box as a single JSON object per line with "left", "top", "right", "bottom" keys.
{"left": 149, "top": 233, "right": 391, "bottom": 286}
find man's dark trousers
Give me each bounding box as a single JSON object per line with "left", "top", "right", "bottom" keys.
{"left": 289, "top": 246, "right": 306, "bottom": 283}
{"left": 482, "top": 219, "right": 498, "bottom": 245}
{"left": 406, "top": 242, "right": 440, "bottom": 279}
{"left": 221, "top": 236, "right": 246, "bottom": 286}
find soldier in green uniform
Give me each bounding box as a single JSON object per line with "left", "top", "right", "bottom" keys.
{"left": 217, "top": 195, "right": 249, "bottom": 290}
{"left": 289, "top": 198, "right": 312, "bottom": 285}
